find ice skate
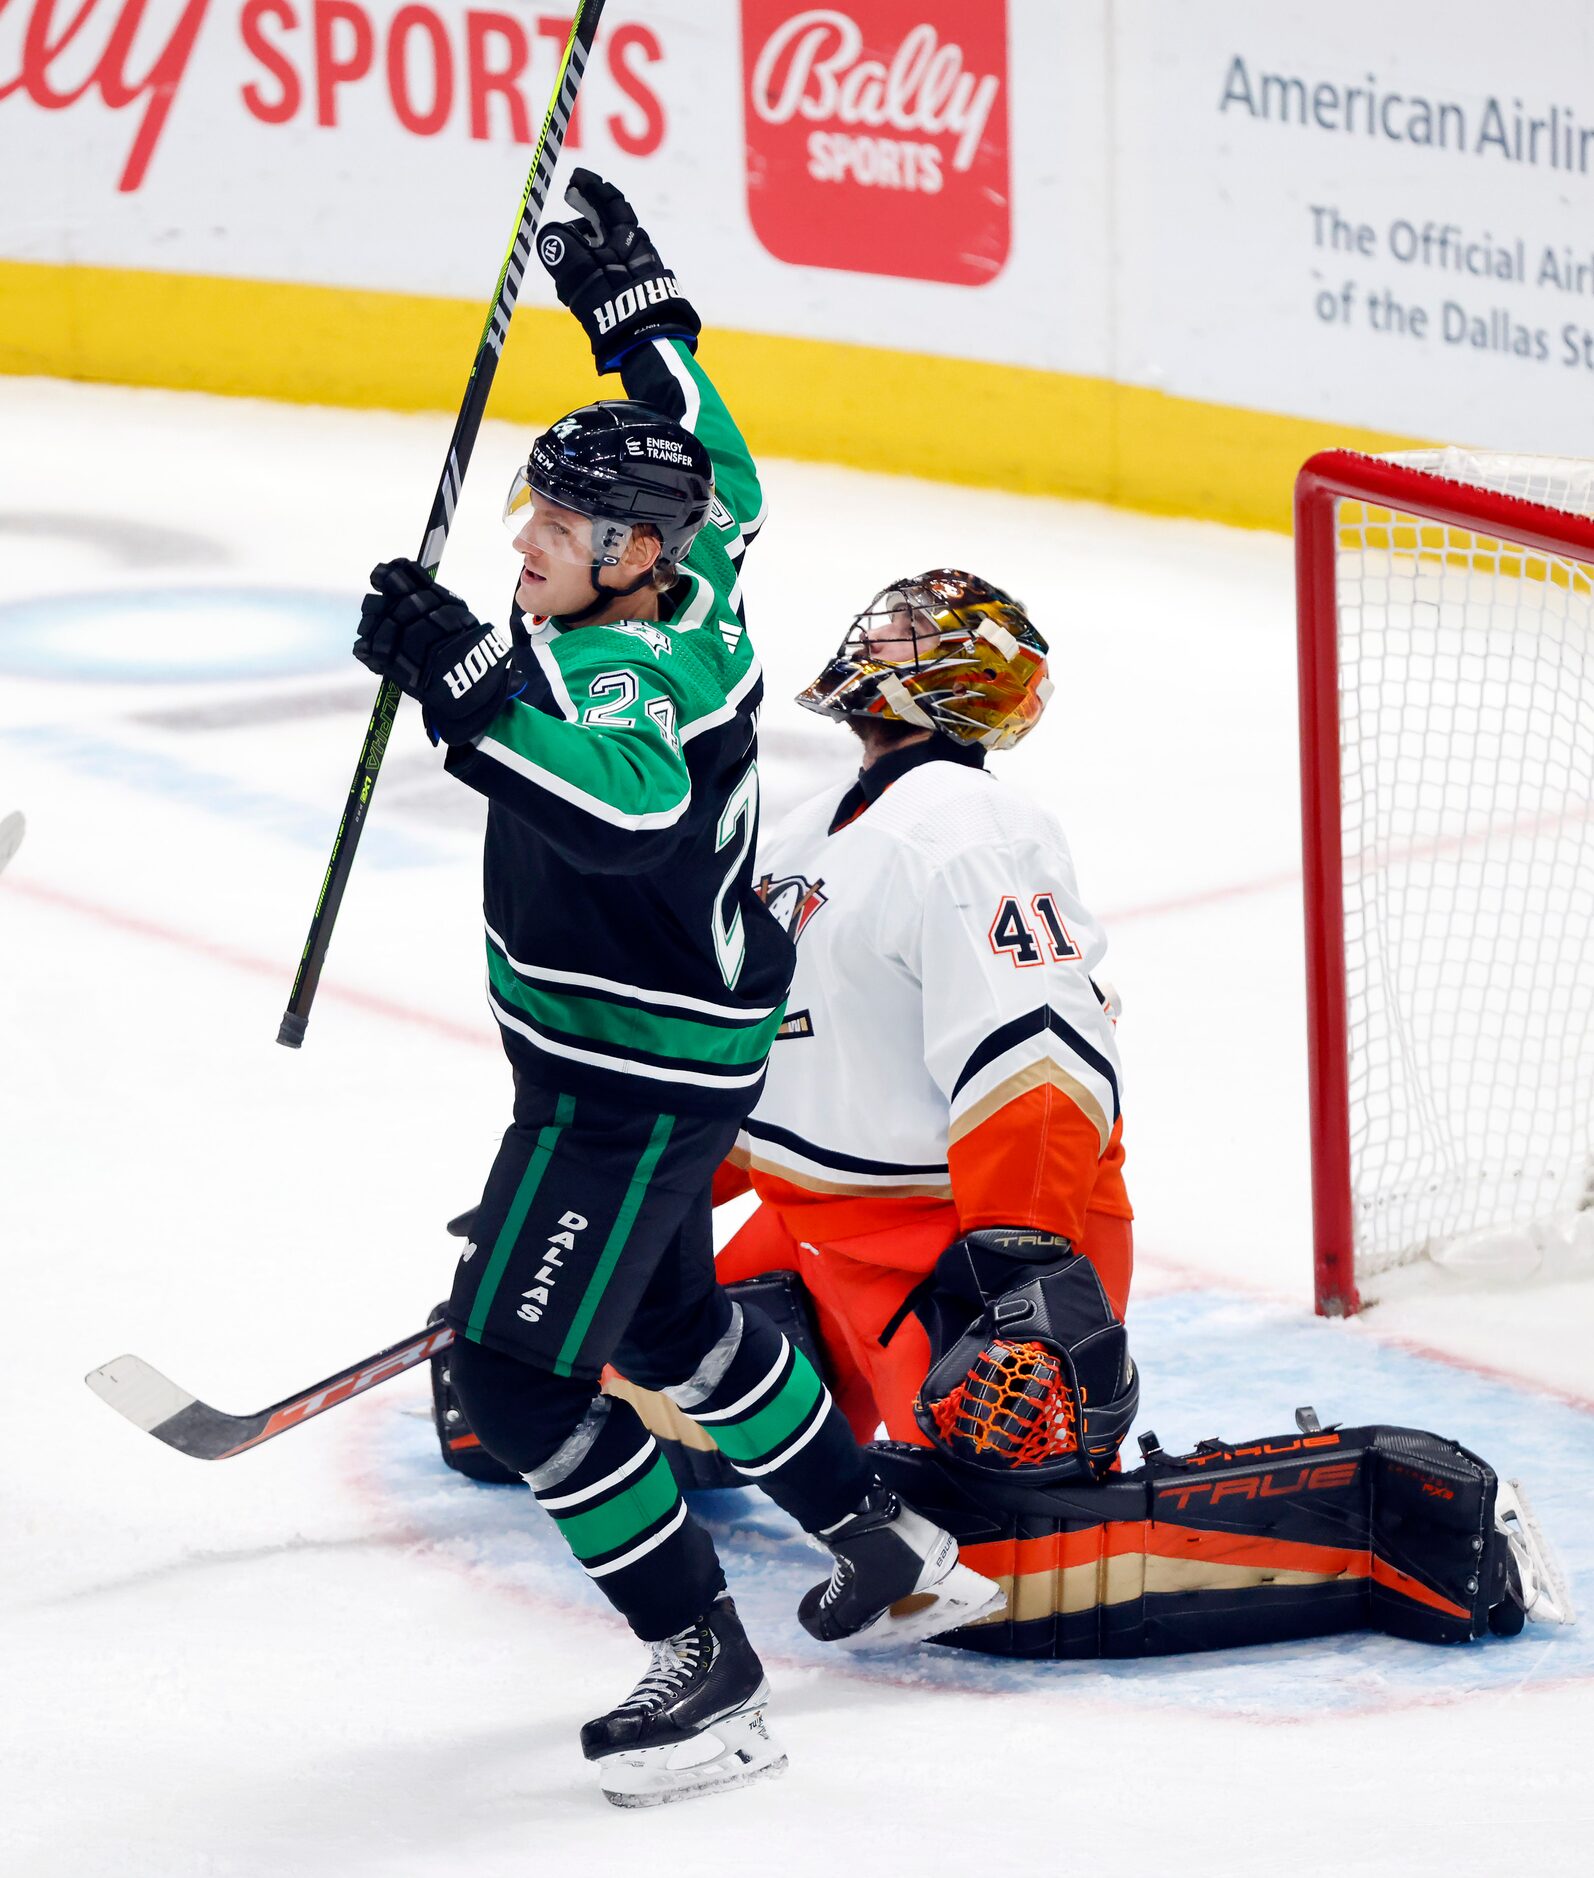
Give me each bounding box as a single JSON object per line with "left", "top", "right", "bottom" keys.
{"left": 581, "top": 1597, "right": 786, "bottom": 1808}
{"left": 799, "top": 1484, "right": 1004, "bottom": 1650}
{"left": 1489, "top": 1478, "right": 1575, "bottom": 1634}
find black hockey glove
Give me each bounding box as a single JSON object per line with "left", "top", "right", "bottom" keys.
{"left": 931, "top": 1227, "right": 1075, "bottom": 1323}
{"left": 354, "top": 559, "right": 514, "bottom": 746}
{"left": 536, "top": 167, "right": 701, "bottom": 372}
{"left": 916, "top": 1228, "right": 1137, "bottom": 1482}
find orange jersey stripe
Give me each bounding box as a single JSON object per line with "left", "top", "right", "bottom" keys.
{"left": 950, "top": 1092, "right": 1132, "bottom": 1240}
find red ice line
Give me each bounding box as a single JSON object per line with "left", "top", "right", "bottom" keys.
{"left": 7, "top": 867, "right": 1593, "bottom": 1418}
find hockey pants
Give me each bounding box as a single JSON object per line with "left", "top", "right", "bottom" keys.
{"left": 444, "top": 1082, "right": 875, "bottom": 1641}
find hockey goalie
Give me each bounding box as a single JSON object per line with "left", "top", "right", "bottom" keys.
{"left": 437, "top": 569, "right": 1571, "bottom": 1661}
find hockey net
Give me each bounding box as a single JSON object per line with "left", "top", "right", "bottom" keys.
{"left": 1297, "top": 448, "right": 1594, "bottom": 1312}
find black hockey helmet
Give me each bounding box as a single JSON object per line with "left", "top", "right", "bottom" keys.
{"left": 509, "top": 400, "right": 713, "bottom": 565}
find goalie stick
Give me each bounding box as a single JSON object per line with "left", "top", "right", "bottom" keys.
{"left": 85, "top": 1321, "right": 455, "bottom": 1461}
{"left": 276, "top": 0, "right": 607, "bottom": 1050}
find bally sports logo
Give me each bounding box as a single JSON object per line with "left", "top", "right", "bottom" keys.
{"left": 741, "top": 2, "right": 1010, "bottom": 286}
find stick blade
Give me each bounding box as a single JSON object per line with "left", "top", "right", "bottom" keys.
{"left": 84, "top": 1355, "right": 248, "bottom": 1459}
{"left": 86, "top": 1354, "right": 196, "bottom": 1433}
{"left": 0, "top": 809, "right": 25, "bottom": 876}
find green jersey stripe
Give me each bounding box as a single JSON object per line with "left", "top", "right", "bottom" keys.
{"left": 486, "top": 681, "right": 689, "bottom": 810}
{"left": 487, "top": 949, "right": 780, "bottom": 1068}
{"left": 474, "top": 730, "right": 691, "bottom": 830}
{"left": 546, "top": 1451, "right": 680, "bottom": 1563}
{"left": 464, "top": 1093, "right": 576, "bottom": 1342}
{"left": 585, "top": 1501, "right": 690, "bottom": 1579}
{"left": 679, "top": 652, "right": 762, "bottom": 743}
{"left": 484, "top": 922, "right": 782, "bottom": 1020}
{"left": 707, "top": 1352, "right": 825, "bottom": 1464}
{"left": 553, "top": 1113, "right": 677, "bottom": 1376}
{"left": 489, "top": 994, "right": 770, "bottom": 1090}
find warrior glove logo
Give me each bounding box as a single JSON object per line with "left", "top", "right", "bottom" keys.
{"left": 539, "top": 232, "right": 567, "bottom": 266}
{"left": 442, "top": 621, "right": 512, "bottom": 701}
{"left": 592, "top": 274, "right": 687, "bottom": 336}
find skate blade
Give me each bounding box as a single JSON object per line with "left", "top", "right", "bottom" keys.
{"left": 843, "top": 1561, "right": 1006, "bottom": 1652}
{"left": 598, "top": 1705, "right": 788, "bottom": 1809}
{"left": 1500, "top": 1478, "right": 1577, "bottom": 1627}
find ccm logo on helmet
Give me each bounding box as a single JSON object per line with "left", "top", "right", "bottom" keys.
{"left": 593, "top": 273, "right": 688, "bottom": 335}
{"left": 443, "top": 621, "right": 513, "bottom": 701}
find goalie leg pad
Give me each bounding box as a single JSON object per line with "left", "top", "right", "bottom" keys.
{"left": 871, "top": 1420, "right": 1552, "bottom": 1657}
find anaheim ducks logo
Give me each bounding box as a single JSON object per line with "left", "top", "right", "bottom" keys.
{"left": 755, "top": 871, "right": 828, "bottom": 941}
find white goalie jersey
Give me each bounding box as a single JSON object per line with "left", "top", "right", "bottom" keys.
{"left": 736, "top": 749, "right": 1129, "bottom": 1243}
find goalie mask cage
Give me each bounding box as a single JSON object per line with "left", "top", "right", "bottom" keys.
{"left": 1296, "top": 448, "right": 1594, "bottom": 1315}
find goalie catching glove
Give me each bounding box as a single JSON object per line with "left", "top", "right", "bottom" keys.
{"left": 354, "top": 559, "right": 513, "bottom": 746}
{"left": 536, "top": 167, "right": 702, "bottom": 373}
{"left": 915, "top": 1229, "right": 1139, "bottom": 1484}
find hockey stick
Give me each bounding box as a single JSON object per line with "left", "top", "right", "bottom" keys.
{"left": 85, "top": 1322, "right": 455, "bottom": 1461}
{"left": 276, "top": 0, "right": 607, "bottom": 1049}
{"left": 0, "top": 810, "right": 24, "bottom": 878}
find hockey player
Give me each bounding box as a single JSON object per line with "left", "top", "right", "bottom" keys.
{"left": 432, "top": 568, "right": 1573, "bottom": 1659}
{"left": 352, "top": 174, "right": 998, "bottom": 1808}
{"left": 715, "top": 570, "right": 1137, "bottom": 1458}
{"left": 693, "top": 575, "right": 1571, "bottom": 1655}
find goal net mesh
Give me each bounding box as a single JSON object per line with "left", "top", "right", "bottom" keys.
{"left": 1336, "top": 449, "right": 1594, "bottom": 1291}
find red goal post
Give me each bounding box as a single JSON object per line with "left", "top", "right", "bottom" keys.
{"left": 1296, "top": 449, "right": 1594, "bottom": 1315}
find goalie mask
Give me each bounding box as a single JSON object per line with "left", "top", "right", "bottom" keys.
{"left": 795, "top": 569, "right": 1051, "bottom": 751}
{"left": 915, "top": 1251, "right": 1139, "bottom": 1484}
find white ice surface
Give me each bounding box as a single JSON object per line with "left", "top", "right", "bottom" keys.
{"left": 1, "top": 379, "right": 1591, "bottom": 1875}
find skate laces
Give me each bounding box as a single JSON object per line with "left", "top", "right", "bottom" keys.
{"left": 819, "top": 1556, "right": 852, "bottom": 1608}
{"left": 618, "top": 1627, "right": 710, "bottom": 1713}
{"left": 815, "top": 1488, "right": 895, "bottom": 1608}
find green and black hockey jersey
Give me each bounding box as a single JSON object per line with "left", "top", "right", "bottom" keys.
{"left": 444, "top": 338, "right": 794, "bottom": 1116}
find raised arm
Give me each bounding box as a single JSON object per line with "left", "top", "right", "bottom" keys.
{"left": 537, "top": 170, "right": 766, "bottom": 550}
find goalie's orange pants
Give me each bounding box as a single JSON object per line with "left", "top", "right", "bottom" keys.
{"left": 715, "top": 1203, "right": 1133, "bottom": 1447}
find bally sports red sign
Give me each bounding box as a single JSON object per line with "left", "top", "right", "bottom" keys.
{"left": 741, "top": 1, "right": 1010, "bottom": 287}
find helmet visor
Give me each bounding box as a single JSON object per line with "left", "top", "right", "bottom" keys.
{"left": 502, "top": 464, "right": 634, "bottom": 567}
